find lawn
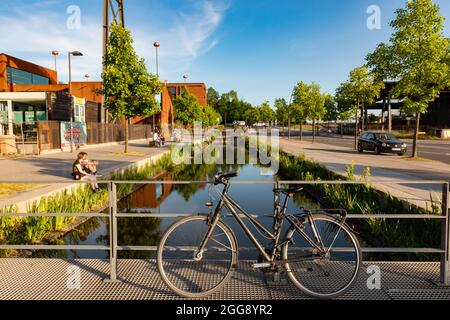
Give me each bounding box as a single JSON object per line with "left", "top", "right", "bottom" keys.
{"left": 0, "top": 184, "right": 44, "bottom": 199}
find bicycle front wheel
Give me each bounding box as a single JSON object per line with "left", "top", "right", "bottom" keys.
{"left": 282, "top": 214, "right": 361, "bottom": 299}
{"left": 157, "top": 215, "right": 238, "bottom": 298}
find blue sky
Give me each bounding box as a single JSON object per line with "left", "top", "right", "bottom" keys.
{"left": 1, "top": 0, "right": 450, "bottom": 106}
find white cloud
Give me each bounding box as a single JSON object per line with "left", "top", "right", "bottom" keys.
{"left": 0, "top": 0, "right": 229, "bottom": 83}
{"left": 133, "top": 0, "right": 230, "bottom": 80}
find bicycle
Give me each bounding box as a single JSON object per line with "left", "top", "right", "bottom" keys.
{"left": 157, "top": 173, "right": 362, "bottom": 299}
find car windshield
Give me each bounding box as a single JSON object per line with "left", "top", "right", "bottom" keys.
{"left": 374, "top": 133, "right": 399, "bottom": 141}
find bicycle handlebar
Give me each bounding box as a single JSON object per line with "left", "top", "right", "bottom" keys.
{"left": 214, "top": 172, "right": 239, "bottom": 184}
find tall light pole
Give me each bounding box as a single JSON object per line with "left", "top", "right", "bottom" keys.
{"left": 68, "top": 51, "right": 84, "bottom": 153}
{"left": 153, "top": 41, "right": 161, "bottom": 130}
{"left": 51, "top": 50, "right": 59, "bottom": 72}
{"left": 84, "top": 74, "right": 90, "bottom": 82}
{"left": 183, "top": 75, "right": 188, "bottom": 84}
{"left": 288, "top": 88, "right": 295, "bottom": 140}
{"left": 153, "top": 41, "right": 160, "bottom": 77}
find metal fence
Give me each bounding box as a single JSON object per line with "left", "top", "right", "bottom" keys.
{"left": 0, "top": 179, "right": 448, "bottom": 285}
{"left": 36, "top": 121, "right": 154, "bottom": 153}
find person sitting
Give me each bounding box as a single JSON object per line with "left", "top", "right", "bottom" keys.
{"left": 72, "top": 152, "right": 100, "bottom": 192}
{"left": 157, "top": 130, "right": 166, "bottom": 147}
{"left": 153, "top": 129, "right": 163, "bottom": 148}
{"left": 81, "top": 155, "right": 101, "bottom": 176}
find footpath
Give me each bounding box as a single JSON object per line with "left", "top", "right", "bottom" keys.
{"left": 0, "top": 140, "right": 169, "bottom": 211}
{"left": 280, "top": 138, "right": 450, "bottom": 211}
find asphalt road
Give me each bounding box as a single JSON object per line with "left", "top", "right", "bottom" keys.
{"left": 281, "top": 130, "right": 450, "bottom": 165}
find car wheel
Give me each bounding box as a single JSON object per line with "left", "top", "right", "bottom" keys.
{"left": 357, "top": 144, "right": 364, "bottom": 153}
{"left": 398, "top": 153, "right": 405, "bottom": 157}
{"left": 374, "top": 146, "right": 381, "bottom": 155}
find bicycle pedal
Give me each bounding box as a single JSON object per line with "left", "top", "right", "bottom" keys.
{"left": 252, "top": 262, "right": 272, "bottom": 269}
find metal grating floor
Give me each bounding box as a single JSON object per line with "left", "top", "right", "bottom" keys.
{"left": 0, "top": 259, "right": 448, "bottom": 300}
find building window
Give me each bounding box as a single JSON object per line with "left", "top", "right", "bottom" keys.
{"left": 6, "top": 67, "right": 50, "bottom": 85}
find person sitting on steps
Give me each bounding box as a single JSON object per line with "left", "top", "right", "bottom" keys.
{"left": 72, "top": 152, "right": 100, "bottom": 192}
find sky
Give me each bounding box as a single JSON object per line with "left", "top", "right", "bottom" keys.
{"left": 1, "top": 0, "right": 450, "bottom": 106}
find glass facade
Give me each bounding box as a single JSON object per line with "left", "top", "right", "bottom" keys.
{"left": 6, "top": 66, "right": 49, "bottom": 85}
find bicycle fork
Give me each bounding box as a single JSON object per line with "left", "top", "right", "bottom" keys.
{"left": 193, "top": 201, "right": 225, "bottom": 261}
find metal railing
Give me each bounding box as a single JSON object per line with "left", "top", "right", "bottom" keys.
{"left": 0, "top": 179, "right": 448, "bottom": 285}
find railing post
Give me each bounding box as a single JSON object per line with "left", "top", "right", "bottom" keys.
{"left": 440, "top": 181, "right": 450, "bottom": 285}
{"left": 106, "top": 181, "right": 120, "bottom": 282}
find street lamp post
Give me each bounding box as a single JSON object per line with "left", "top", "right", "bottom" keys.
{"left": 153, "top": 41, "right": 160, "bottom": 131}
{"left": 51, "top": 50, "right": 59, "bottom": 72}
{"left": 68, "top": 51, "right": 83, "bottom": 153}
{"left": 84, "top": 74, "right": 90, "bottom": 82}
{"left": 183, "top": 75, "right": 188, "bottom": 84}
{"left": 288, "top": 89, "right": 295, "bottom": 140}
{"left": 153, "top": 41, "right": 160, "bottom": 77}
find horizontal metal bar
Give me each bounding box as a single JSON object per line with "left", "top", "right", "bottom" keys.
{"left": 0, "top": 244, "right": 443, "bottom": 254}
{"left": 278, "top": 180, "right": 446, "bottom": 185}
{"left": 115, "top": 213, "right": 193, "bottom": 218}
{"left": 116, "top": 246, "right": 444, "bottom": 254}
{"left": 0, "top": 181, "right": 112, "bottom": 185}
{"left": 0, "top": 180, "right": 446, "bottom": 185}
{"left": 346, "top": 214, "right": 445, "bottom": 219}
{"left": 360, "top": 248, "right": 445, "bottom": 254}
{"left": 117, "top": 213, "right": 444, "bottom": 220}
{"left": 116, "top": 213, "right": 260, "bottom": 218}
{"left": 0, "top": 212, "right": 442, "bottom": 220}
{"left": 0, "top": 213, "right": 110, "bottom": 218}
{"left": 0, "top": 245, "right": 110, "bottom": 251}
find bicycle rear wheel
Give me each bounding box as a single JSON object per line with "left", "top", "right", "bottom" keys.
{"left": 157, "top": 215, "right": 238, "bottom": 298}
{"left": 282, "top": 214, "right": 361, "bottom": 299}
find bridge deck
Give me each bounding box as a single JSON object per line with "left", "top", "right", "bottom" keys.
{"left": 0, "top": 259, "right": 449, "bottom": 300}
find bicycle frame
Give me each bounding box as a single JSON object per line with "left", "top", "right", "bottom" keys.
{"left": 197, "top": 182, "right": 332, "bottom": 264}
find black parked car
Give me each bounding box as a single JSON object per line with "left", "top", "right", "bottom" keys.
{"left": 358, "top": 132, "right": 407, "bottom": 156}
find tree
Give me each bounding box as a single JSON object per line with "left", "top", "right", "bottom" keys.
{"left": 366, "top": 43, "right": 398, "bottom": 133}
{"left": 99, "top": 22, "right": 162, "bottom": 153}
{"left": 274, "top": 98, "right": 289, "bottom": 126}
{"left": 323, "top": 94, "right": 339, "bottom": 123}
{"left": 291, "top": 81, "right": 310, "bottom": 141}
{"left": 305, "top": 83, "right": 327, "bottom": 143}
{"left": 207, "top": 87, "right": 220, "bottom": 109}
{"left": 259, "top": 101, "right": 276, "bottom": 125}
{"left": 335, "top": 66, "right": 384, "bottom": 149}
{"left": 203, "top": 104, "right": 222, "bottom": 127}
{"left": 173, "top": 89, "right": 204, "bottom": 126}
{"left": 243, "top": 107, "right": 260, "bottom": 125}
{"left": 388, "top": 0, "right": 450, "bottom": 157}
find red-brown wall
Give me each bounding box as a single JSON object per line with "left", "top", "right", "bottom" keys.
{"left": 0, "top": 53, "right": 57, "bottom": 92}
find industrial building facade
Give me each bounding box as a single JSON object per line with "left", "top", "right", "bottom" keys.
{"left": 0, "top": 53, "right": 207, "bottom": 154}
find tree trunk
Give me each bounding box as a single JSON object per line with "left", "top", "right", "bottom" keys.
{"left": 354, "top": 107, "right": 359, "bottom": 150}
{"left": 388, "top": 93, "right": 392, "bottom": 133}
{"left": 312, "top": 119, "right": 316, "bottom": 143}
{"left": 412, "top": 112, "right": 420, "bottom": 158}
{"left": 361, "top": 105, "right": 365, "bottom": 133}
{"left": 300, "top": 123, "right": 303, "bottom": 141}
{"left": 125, "top": 118, "right": 129, "bottom": 154}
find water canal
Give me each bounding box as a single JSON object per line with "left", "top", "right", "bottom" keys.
{"left": 33, "top": 147, "right": 441, "bottom": 262}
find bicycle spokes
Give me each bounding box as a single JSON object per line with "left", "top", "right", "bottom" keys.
{"left": 284, "top": 215, "right": 361, "bottom": 298}
{"left": 158, "top": 216, "right": 237, "bottom": 297}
